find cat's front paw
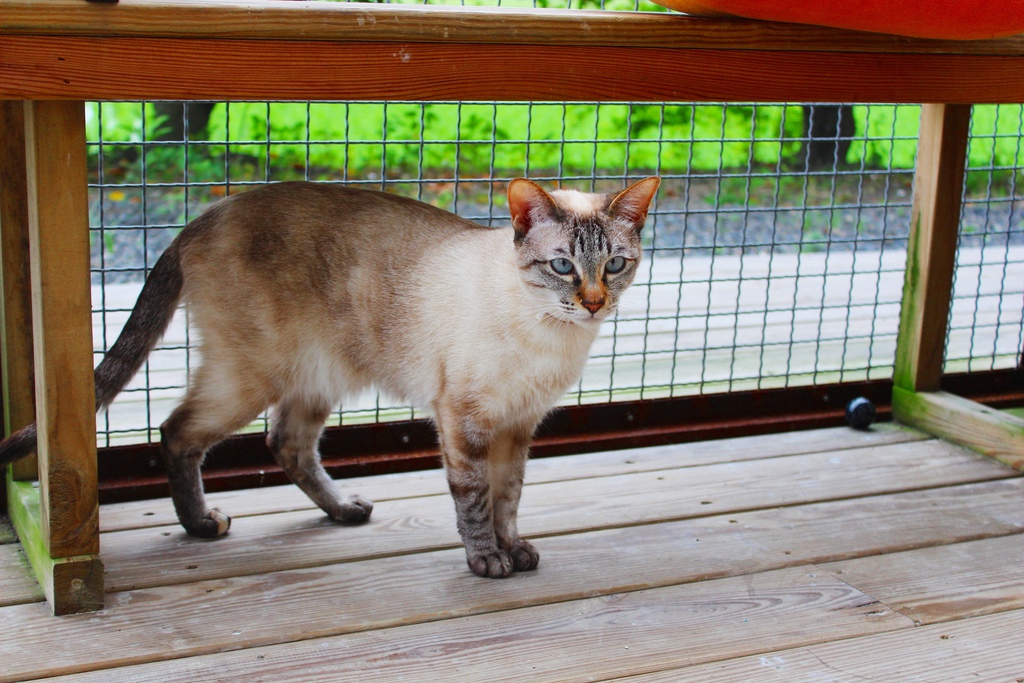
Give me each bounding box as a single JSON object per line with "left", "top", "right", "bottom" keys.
{"left": 329, "top": 495, "right": 373, "bottom": 525}
{"left": 466, "top": 548, "right": 515, "bottom": 579}
{"left": 185, "top": 509, "right": 231, "bottom": 538}
{"left": 503, "top": 538, "right": 540, "bottom": 572}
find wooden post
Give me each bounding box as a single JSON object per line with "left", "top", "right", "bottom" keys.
{"left": 892, "top": 103, "right": 1024, "bottom": 467}
{"left": 12, "top": 100, "right": 103, "bottom": 615}
{"left": 0, "top": 100, "right": 39, "bottom": 484}
{"left": 893, "top": 103, "right": 970, "bottom": 393}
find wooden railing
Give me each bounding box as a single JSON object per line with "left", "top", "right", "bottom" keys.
{"left": 5, "top": 0, "right": 1024, "bottom": 102}
{"left": 1, "top": 0, "right": 1022, "bottom": 615}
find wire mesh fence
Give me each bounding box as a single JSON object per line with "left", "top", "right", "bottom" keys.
{"left": 87, "top": 101, "right": 1024, "bottom": 447}
{"left": 946, "top": 104, "right": 1024, "bottom": 374}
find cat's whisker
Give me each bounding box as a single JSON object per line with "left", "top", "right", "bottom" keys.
{"left": 530, "top": 304, "right": 583, "bottom": 330}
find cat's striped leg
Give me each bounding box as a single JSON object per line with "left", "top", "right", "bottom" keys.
{"left": 435, "top": 407, "right": 512, "bottom": 578}
{"left": 490, "top": 430, "right": 539, "bottom": 572}
{"left": 267, "top": 397, "right": 372, "bottom": 525}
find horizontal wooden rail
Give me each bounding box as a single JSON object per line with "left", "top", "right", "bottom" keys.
{"left": 3, "top": 0, "right": 1024, "bottom": 102}
{"left": 3, "top": 0, "right": 1024, "bottom": 54}
{"left": 4, "top": 38, "right": 1024, "bottom": 103}
{"left": 893, "top": 388, "right": 1024, "bottom": 470}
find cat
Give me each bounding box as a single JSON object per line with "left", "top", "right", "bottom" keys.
{"left": 0, "top": 176, "right": 660, "bottom": 578}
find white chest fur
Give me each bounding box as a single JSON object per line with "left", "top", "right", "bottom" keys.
{"left": 402, "top": 229, "right": 600, "bottom": 428}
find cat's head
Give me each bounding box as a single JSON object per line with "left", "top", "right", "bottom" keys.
{"left": 507, "top": 176, "right": 660, "bottom": 326}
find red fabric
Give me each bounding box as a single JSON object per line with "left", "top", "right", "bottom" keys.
{"left": 652, "top": 0, "right": 1024, "bottom": 40}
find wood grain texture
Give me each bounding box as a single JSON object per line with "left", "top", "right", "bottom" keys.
{"left": 0, "top": 543, "right": 44, "bottom": 606}
{"left": 2, "top": 478, "right": 1021, "bottom": 679}
{"left": 4, "top": 36, "right": 1024, "bottom": 103}
{"left": 822, "top": 535, "right": 1024, "bottom": 625}
{"left": 23, "top": 101, "right": 98, "bottom": 561}
{"left": 893, "top": 388, "right": 1024, "bottom": 468}
{"left": 5, "top": 480, "right": 101, "bottom": 615}
{"left": 893, "top": 104, "right": 971, "bottom": 393}
{"left": 20, "top": 567, "right": 914, "bottom": 683}
{"left": 98, "top": 423, "right": 925, "bottom": 533}
{"left": 0, "top": 100, "right": 36, "bottom": 483}
{"left": 617, "top": 610, "right": 1024, "bottom": 682}
{"left": 96, "top": 439, "right": 1015, "bottom": 594}
{"left": 3, "top": 0, "right": 1024, "bottom": 55}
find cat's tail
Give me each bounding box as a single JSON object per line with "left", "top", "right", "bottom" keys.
{"left": 0, "top": 241, "right": 185, "bottom": 467}
{"left": 93, "top": 242, "right": 185, "bottom": 410}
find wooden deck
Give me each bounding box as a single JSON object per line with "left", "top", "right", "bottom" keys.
{"left": 2, "top": 422, "right": 1023, "bottom": 681}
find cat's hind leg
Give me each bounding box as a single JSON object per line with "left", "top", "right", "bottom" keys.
{"left": 267, "top": 397, "right": 373, "bottom": 525}
{"left": 160, "top": 365, "right": 268, "bottom": 538}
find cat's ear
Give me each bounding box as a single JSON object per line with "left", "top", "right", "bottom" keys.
{"left": 508, "top": 179, "right": 560, "bottom": 240}
{"left": 608, "top": 176, "right": 661, "bottom": 233}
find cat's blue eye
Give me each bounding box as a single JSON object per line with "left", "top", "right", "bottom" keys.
{"left": 605, "top": 256, "right": 627, "bottom": 274}
{"left": 550, "top": 258, "right": 574, "bottom": 275}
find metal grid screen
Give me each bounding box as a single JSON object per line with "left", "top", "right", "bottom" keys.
{"left": 946, "top": 105, "right": 1024, "bottom": 373}
{"left": 87, "top": 101, "right": 1024, "bottom": 447}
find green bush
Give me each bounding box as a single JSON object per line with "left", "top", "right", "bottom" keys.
{"left": 86, "top": 102, "right": 1024, "bottom": 184}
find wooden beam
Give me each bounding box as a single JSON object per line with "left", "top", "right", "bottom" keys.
{"left": 3, "top": 0, "right": 1024, "bottom": 55}
{"left": 892, "top": 388, "right": 1024, "bottom": 470}
{"left": 6, "top": 476, "right": 103, "bottom": 614}
{"left": 22, "top": 100, "right": 102, "bottom": 614}
{"left": 890, "top": 105, "right": 1024, "bottom": 465}
{"left": 893, "top": 104, "right": 971, "bottom": 393}
{"left": 0, "top": 99, "right": 37, "bottom": 484}
{"left": 3, "top": 37, "right": 1024, "bottom": 103}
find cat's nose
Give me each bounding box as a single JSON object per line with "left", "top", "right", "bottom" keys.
{"left": 581, "top": 298, "right": 604, "bottom": 314}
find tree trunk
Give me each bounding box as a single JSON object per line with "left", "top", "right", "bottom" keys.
{"left": 151, "top": 101, "right": 217, "bottom": 141}
{"left": 802, "top": 104, "right": 856, "bottom": 170}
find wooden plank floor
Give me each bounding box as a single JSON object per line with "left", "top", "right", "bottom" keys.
{"left": 2, "top": 422, "right": 1023, "bottom": 682}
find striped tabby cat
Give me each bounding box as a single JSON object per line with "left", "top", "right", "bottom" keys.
{"left": 0, "top": 176, "right": 660, "bottom": 578}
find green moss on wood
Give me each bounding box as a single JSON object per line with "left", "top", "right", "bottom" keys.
{"left": 893, "top": 214, "right": 923, "bottom": 392}
{"left": 5, "top": 474, "right": 104, "bottom": 614}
